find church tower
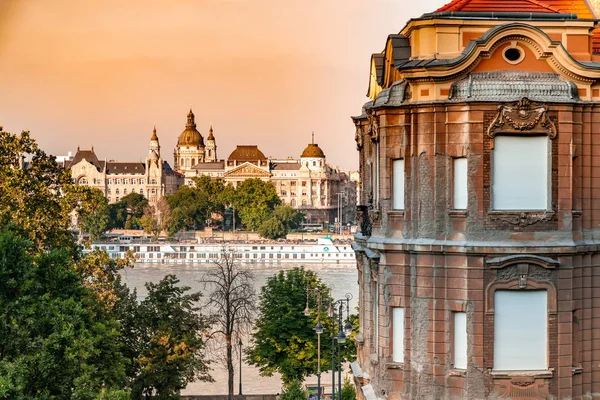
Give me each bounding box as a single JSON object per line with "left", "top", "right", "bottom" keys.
{"left": 205, "top": 125, "right": 217, "bottom": 162}
{"left": 173, "top": 108, "right": 205, "bottom": 174}
{"left": 148, "top": 125, "right": 160, "bottom": 156}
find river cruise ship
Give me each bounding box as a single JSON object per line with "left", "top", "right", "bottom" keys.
{"left": 89, "top": 237, "right": 355, "bottom": 265}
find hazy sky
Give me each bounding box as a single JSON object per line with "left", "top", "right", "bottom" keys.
{"left": 0, "top": 0, "right": 446, "bottom": 171}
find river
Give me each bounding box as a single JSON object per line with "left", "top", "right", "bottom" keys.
{"left": 120, "top": 262, "right": 359, "bottom": 395}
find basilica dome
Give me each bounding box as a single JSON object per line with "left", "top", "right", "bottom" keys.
{"left": 301, "top": 143, "right": 325, "bottom": 158}
{"left": 177, "top": 109, "right": 204, "bottom": 147}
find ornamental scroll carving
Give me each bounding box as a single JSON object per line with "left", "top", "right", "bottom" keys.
{"left": 489, "top": 211, "right": 553, "bottom": 227}
{"left": 487, "top": 97, "right": 557, "bottom": 139}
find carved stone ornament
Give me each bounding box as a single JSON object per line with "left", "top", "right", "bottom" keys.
{"left": 490, "top": 212, "right": 553, "bottom": 227}
{"left": 367, "top": 112, "right": 379, "bottom": 143}
{"left": 355, "top": 124, "right": 364, "bottom": 151}
{"left": 224, "top": 163, "right": 271, "bottom": 178}
{"left": 487, "top": 97, "right": 557, "bottom": 139}
{"left": 368, "top": 209, "right": 381, "bottom": 227}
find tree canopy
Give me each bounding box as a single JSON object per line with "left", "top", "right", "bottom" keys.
{"left": 108, "top": 192, "right": 148, "bottom": 230}
{"left": 232, "top": 178, "right": 281, "bottom": 231}
{"left": 246, "top": 267, "right": 357, "bottom": 384}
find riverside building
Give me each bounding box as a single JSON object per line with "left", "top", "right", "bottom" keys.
{"left": 352, "top": 0, "right": 600, "bottom": 399}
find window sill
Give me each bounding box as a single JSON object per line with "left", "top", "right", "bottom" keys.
{"left": 386, "top": 362, "right": 404, "bottom": 370}
{"left": 490, "top": 369, "right": 553, "bottom": 379}
{"left": 449, "top": 210, "right": 468, "bottom": 217}
{"left": 448, "top": 369, "right": 467, "bottom": 377}
{"left": 572, "top": 366, "right": 583, "bottom": 375}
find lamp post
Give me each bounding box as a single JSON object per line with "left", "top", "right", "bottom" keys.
{"left": 305, "top": 286, "right": 326, "bottom": 400}
{"left": 238, "top": 338, "right": 243, "bottom": 395}
{"left": 330, "top": 293, "right": 353, "bottom": 400}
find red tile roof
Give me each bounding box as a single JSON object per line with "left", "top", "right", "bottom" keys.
{"left": 436, "top": 0, "right": 594, "bottom": 17}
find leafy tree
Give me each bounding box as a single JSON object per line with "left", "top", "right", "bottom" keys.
{"left": 341, "top": 375, "right": 357, "bottom": 400}
{"left": 67, "top": 185, "right": 111, "bottom": 241}
{"left": 200, "top": 250, "right": 256, "bottom": 400}
{"left": 140, "top": 197, "right": 172, "bottom": 237}
{"left": 0, "top": 230, "right": 127, "bottom": 398}
{"left": 233, "top": 178, "right": 281, "bottom": 231}
{"left": 192, "top": 176, "right": 233, "bottom": 226}
{"left": 257, "top": 217, "right": 286, "bottom": 239}
{"left": 0, "top": 128, "right": 76, "bottom": 252}
{"left": 280, "top": 380, "right": 307, "bottom": 400}
{"left": 108, "top": 192, "right": 148, "bottom": 229}
{"left": 114, "top": 275, "right": 213, "bottom": 399}
{"left": 247, "top": 267, "right": 357, "bottom": 384}
{"left": 167, "top": 185, "right": 211, "bottom": 234}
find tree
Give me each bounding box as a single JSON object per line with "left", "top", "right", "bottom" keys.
{"left": 192, "top": 176, "right": 233, "bottom": 226}
{"left": 0, "top": 230, "right": 128, "bottom": 398}
{"left": 341, "top": 375, "right": 357, "bottom": 400}
{"left": 114, "top": 275, "right": 213, "bottom": 399}
{"left": 280, "top": 380, "right": 307, "bottom": 400}
{"left": 108, "top": 192, "right": 148, "bottom": 229}
{"left": 247, "top": 267, "right": 357, "bottom": 384}
{"left": 199, "top": 250, "right": 256, "bottom": 400}
{"left": 167, "top": 185, "right": 211, "bottom": 234}
{"left": 233, "top": 178, "right": 281, "bottom": 231}
{"left": 67, "top": 185, "right": 111, "bottom": 241}
{"left": 140, "top": 197, "right": 172, "bottom": 237}
{"left": 258, "top": 205, "right": 304, "bottom": 239}
{"left": 0, "top": 128, "right": 76, "bottom": 252}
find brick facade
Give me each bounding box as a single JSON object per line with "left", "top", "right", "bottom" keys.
{"left": 351, "top": 3, "right": 600, "bottom": 398}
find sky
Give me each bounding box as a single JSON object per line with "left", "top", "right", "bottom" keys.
{"left": 0, "top": 0, "right": 447, "bottom": 171}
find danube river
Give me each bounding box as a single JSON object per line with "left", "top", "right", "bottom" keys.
{"left": 120, "top": 262, "right": 359, "bottom": 395}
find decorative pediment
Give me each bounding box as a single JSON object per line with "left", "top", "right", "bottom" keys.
{"left": 487, "top": 97, "right": 557, "bottom": 139}
{"left": 224, "top": 162, "right": 271, "bottom": 178}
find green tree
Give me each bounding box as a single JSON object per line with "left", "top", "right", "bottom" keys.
{"left": 108, "top": 193, "right": 149, "bottom": 230}
{"left": 341, "top": 375, "right": 357, "bottom": 400}
{"left": 247, "top": 267, "right": 357, "bottom": 385}
{"left": 258, "top": 205, "right": 305, "bottom": 239}
{"left": 0, "top": 231, "right": 127, "bottom": 399}
{"left": 257, "top": 217, "right": 286, "bottom": 239}
{"left": 233, "top": 178, "right": 281, "bottom": 231}
{"left": 167, "top": 185, "right": 210, "bottom": 234}
{"left": 114, "top": 275, "right": 213, "bottom": 399}
{"left": 280, "top": 380, "right": 307, "bottom": 400}
{"left": 67, "top": 186, "right": 110, "bottom": 241}
{"left": 0, "top": 128, "right": 76, "bottom": 252}
{"left": 192, "top": 176, "right": 234, "bottom": 226}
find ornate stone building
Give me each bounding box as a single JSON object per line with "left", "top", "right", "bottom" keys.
{"left": 173, "top": 108, "right": 217, "bottom": 175}
{"left": 352, "top": 0, "right": 600, "bottom": 399}
{"left": 67, "top": 127, "right": 180, "bottom": 203}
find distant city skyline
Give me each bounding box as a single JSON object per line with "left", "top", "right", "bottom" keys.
{"left": 0, "top": 0, "right": 446, "bottom": 171}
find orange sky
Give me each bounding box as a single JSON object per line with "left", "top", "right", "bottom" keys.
{"left": 0, "top": 0, "right": 446, "bottom": 171}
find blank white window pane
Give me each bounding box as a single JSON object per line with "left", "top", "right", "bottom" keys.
{"left": 494, "top": 290, "right": 547, "bottom": 370}
{"left": 392, "top": 159, "right": 405, "bottom": 210}
{"left": 453, "top": 158, "right": 468, "bottom": 209}
{"left": 392, "top": 308, "right": 404, "bottom": 362}
{"left": 453, "top": 312, "right": 467, "bottom": 369}
{"left": 493, "top": 136, "right": 548, "bottom": 210}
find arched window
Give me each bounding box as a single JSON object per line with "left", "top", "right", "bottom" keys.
{"left": 151, "top": 179, "right": 157, "bottom": 184}
{"left": 123, "top": 189, "right": 128, "bottom": 195}
{"left": 302, "top": 199, "right": 307, "bottom": 206}
{"left": 79, "top": 178, "right": 87, "bottom": 185}
{"left": 139, "top": 189, "right": 143, "bottom": 195}
{"left": 151, "top": 189, "right": 156, "bottom": 194}
{"left": 208, "top": 150, "right": 212, "bottom": 156}
{"left": 107, "top": 188, "right": 111, "bottom": 194}
{"left": 191, "top": 158, "right": 195, "bottom": 166}
{"left": 116, "top": 188, "right": 120, "bottom": 195}
{"left": 313, "top": 161, "right": 316, "bottom": 166}
{"left": 180, "top": 159, "right": 184, "bottom": 167}
{"left": 290, "top": 199, "right": 296, "bottom": 207}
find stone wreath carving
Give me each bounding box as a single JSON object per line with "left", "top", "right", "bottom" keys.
{"left": 490, "top": 212, "right": 553, "bottom": 227}
{"left": 487, "top": 97, "right": 557, "bottom": 139}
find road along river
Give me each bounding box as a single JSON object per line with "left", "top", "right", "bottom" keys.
{"left": 120, "top": 262, "right": 359, "bottom": 395}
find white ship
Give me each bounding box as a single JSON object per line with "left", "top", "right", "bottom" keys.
{"left": 88, "top": 237, "right": 356, "bottom": 265}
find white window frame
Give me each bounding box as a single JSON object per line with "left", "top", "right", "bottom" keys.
{"left": 494, "top": 290, "right": 548, "bottom": 371}
{"left": 392, "top": 159, "right": 405, "bottom": 210}
{"left": 492, "top": 135, "right": 550, "bottom": 211}
{"left": 392, "top": 307, "right": 404, "bottom": 363}
{"left": 453, "top": 158, "right": 468, "bottom": 210}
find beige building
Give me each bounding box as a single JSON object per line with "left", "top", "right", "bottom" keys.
{"left": 66, "top": 127, "right": 181, "bottom": 203}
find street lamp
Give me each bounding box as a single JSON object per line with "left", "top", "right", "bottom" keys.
{"left": 305, "top": 286, "right": 328, "bottom": 400}
{"left": 238, "top": 338, "right": 243, "bottom": 395}
{"left": 331, "top": 293, "right": 353, "bottom": 400}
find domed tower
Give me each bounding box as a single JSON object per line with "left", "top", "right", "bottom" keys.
{"left": 173, "top": 108, "right": 205, "bottom": 173}
{"left": 300, "top": 133, "right": 326, "bottom": 171}
{"left": 204, "top": 125, "right": 217, "bottom": 162}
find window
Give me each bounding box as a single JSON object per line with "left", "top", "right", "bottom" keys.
{"left": 123, "top": 189, "right": 128, "bottom": 195}
{"left": 108, "top": 179, "right": 112, "bottom": 184}
{"left": 151, "top": 179, "right": 157, "bottom": 184}
{"left": 291, "top": 181, "right": 296, "bottom": 186}
{"left": 123, "top": 179, "right": 128, "bottom": 184}
{"left": 291, "top": 199, "right": 296, "bottom": 207}
{"left": 392, "top": 159, "right": 404, "bottom": 210}
{"left": 453, "top": 158, "right": 468, "bottom": 209}
{"left": 281, "top": 190, "right": 287, "bottom": 196}
{"left": 116, "top": 179, "right": 121, "bottom": 184}
{"left": 392, "top": 307, "right": 404, "bottom": 362}
{"left": 107, "top": 188, "right": 111, "bottom": 194}
{"left": 116, "top": 188, "right": 120, "bottom": 195}
{"left": 494, "top": 290, "right": 547, "bottom": 370}
{"left": 493, "top": 136, "right": 549, "bottom": 210}
{"left": 453, "top": 312, "right": 467, "bottom": 369}
{"left": 373, "top": 281, "right": 379, "bottom": 350}
{"left": 139, "top": 189, "right": 143, "bottom": 194}
{"left": 191, "top": 158, "right": 195, "bottom": 165}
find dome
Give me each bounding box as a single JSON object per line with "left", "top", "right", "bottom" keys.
{"left": 177, "top": 109, "right": 204, "bottom": 147}
{"left": 301, "top": 143, "right": 325, "bottom": 158}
